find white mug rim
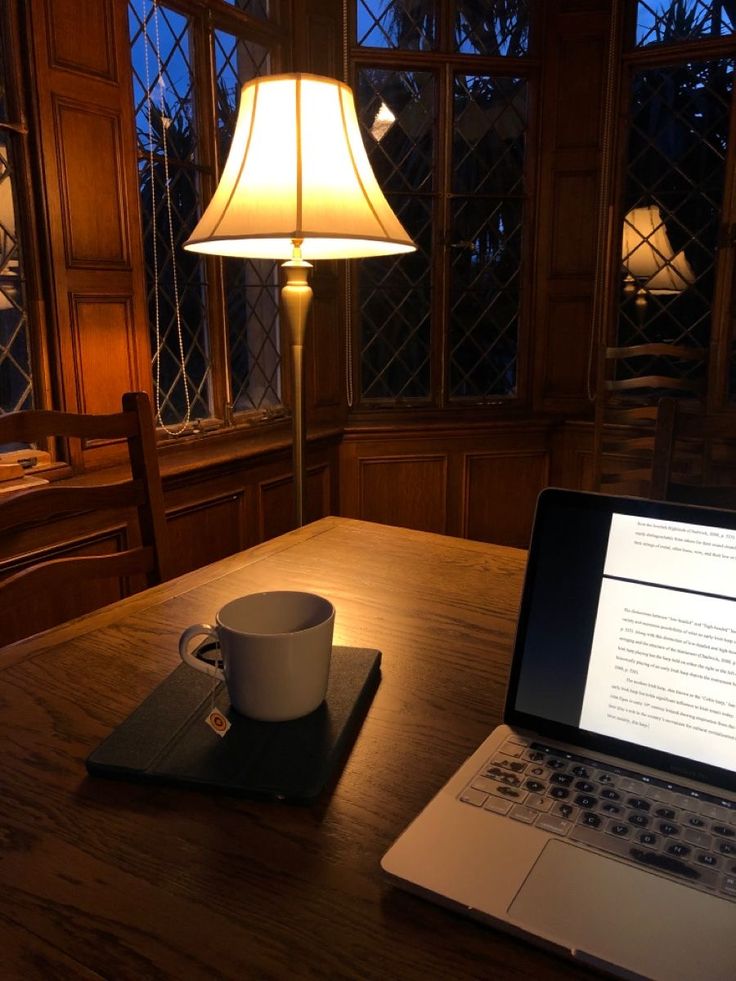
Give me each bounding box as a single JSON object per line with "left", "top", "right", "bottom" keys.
{"left": 215, "top": 590, "right": 334, "bottom": 638}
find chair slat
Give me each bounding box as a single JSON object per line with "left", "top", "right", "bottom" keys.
{"left": 0, "top": 392, "right": 170, "bottom": 644}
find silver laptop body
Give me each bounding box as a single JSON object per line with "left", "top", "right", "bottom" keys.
{"left": 382, "top": 489, "right": 736, "bottom": 981}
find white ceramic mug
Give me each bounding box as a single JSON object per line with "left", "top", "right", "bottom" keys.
{"left": 179, "top": 590, "right": 335, "bottom": 722}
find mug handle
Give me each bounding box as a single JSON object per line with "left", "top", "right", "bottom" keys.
{"left": 179, "top": 624, "right": 226, "bottom": 681}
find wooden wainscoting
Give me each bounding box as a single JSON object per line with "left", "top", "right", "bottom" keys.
{"left": 339, "top": 421, "right": 554, "bottom": 548}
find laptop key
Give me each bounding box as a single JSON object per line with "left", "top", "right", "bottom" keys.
{"left": 654, "top": 806, "right": 677, "bottom": 820}
{"left": 484, "top": 796, "right": 512, "bottom": 816}
{"left": 549, "top": 786, "right": 570, "bottom": 800}
{"left": 697, "top": 853, "right": 719, "bottom": 867}
{"left": 510, "top": 804, "right": 537, "bottom": 824}
{"left": 721, "top": 876, "right": 736, "bottom": 897}
{"left": 525, "top": 793, "right": 552, "bottom": 812}
{"left": 575, "top": 794, "right": 598, "bottom": 809}
{"left": 535, "top": 814, "right": 572, "bottom": 835}
{"left": 638, "top": 832, "right": 659, "bottom": 847}
{"left": 460, "top": 788, "right": 488, "bottom": 807}
{"left": 580, "top": 811, "right": 601, "bottom": 828}
{"left": 684, "top": 829, "right": 711, "bottom": 849}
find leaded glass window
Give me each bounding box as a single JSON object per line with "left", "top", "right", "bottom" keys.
{"left": 449, "top": 74, "right": 526, "bottom": 399}
{"left": 357, "top": 0, "right": 437, "bottom": 50}
{"left": 636, "top": 1, "right": 735, "bottom": 47}
{"left": 130, "top": 3, "right": 211, "bottom": 425}
{"left": 618, "top": 53, "right": 733, "bottom": 389}
{"left": 0, "top": 41, "right": 31, "bottom": 415}
{"left": 354, "top": 0, "right": 530, "bottom": 407}
{"left": 214, "top": 29, "right": 281, "bottom": 412}
{"left": 455, "top": 3, "right": 530, "bottom": 56}
{"left": 358, "top": 69, "right": 434, "bottom": 400}
{"left": 129, "top": 1, "right": 281, "bottom": 428}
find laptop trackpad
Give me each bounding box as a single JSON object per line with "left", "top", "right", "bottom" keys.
{"left": 508, "top": 839, "right": 736, "bottom": 981}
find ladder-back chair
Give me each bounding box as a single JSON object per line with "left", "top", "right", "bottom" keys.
{"left": 593, "top": 342, "right": 707, "bottom": 498}
{"left": 0, "top": 391, "right": 170, "bottom": 643}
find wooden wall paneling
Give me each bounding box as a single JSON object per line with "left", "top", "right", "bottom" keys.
{"left": 463, "top": 450, "right": 549, "bottom": 548}
{"left": 54, "top": 98, "right": 130, "bottom": 268}
{"left": 44, "top": 0, "right": 117, "bottom": 81}
{"left": 70, "top": 294, "right": 139, "bottom": 416}
{"left": 339, "top": 423, "right": 555, "bottom": 545}
{"left": 165, "top": 492, "right": 247, "bottom": 581}
{"left": 358, "top": 455, "right": 448, "bottom": 534}
{"left": 541, "top": 292, "right": 595, "bottom": 401}
{"left": 258, "top": 464, "right": 331, "bottom": 541}
{"left": 531, "top": 3, "right": 611, "bottom": 415}
{"left": 548, "top": 419, "right": 595, "bottom": 491}
{"left": 27, "top": 0, "right": 152, "bottom": 416}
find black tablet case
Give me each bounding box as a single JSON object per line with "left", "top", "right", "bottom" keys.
{"left": 86, "top": 646, "right": 381, "bottom": 801}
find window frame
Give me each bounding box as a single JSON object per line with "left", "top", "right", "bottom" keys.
{"left": 347, "top": 0, "right": 542, "bottom": 417}
{"left": 606, "top": 1, "right": 736, "bottom": 410}
{"left": 129, "top": 0, "right": 291, "bottom": 434}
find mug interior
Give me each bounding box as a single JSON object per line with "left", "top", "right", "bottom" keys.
{"left": 217, "top": 590, "right": 334, "bottom": 636}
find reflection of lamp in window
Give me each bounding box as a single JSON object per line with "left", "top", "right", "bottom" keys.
{"left": 0, "top": 163, "right": 19, "bottom": 312}
{"left": 185, "top": 73, "right": 415, "bottom": 527}
{"left": 621, "top": 205, "right": 693, "bottom": 314}
{"left": 644, "top": 250, "right": 695, "bottom": 294}
{"left": 370, "top": 101, "right": 396, "bottom": 142}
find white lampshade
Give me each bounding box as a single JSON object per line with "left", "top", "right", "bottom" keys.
{"left": 645, "top": 249, "right": 695, "bottom": 294}
{"left": 184, "top": 73, "right": 415, "bottom": 261}
{"left": 622, "top": 205, "right": 676, "bottom": 280}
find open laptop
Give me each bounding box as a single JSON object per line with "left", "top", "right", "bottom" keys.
{"left": 382, "top": 488, "right": 736, "bottom": 981}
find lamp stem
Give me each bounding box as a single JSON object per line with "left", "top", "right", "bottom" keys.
{"left": 281, "top": 247, "right": 313, "bottom": 527}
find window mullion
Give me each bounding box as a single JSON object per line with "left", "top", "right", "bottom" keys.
{"left": 195, "top": 11, "right": 230, "bottom": 422}
{"left": 435, "top": 62, "right": 452, "bottom": 408}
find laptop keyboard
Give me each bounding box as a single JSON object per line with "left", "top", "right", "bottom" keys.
{"left": 459, "top": 734, "right": 736, "bottom": 902}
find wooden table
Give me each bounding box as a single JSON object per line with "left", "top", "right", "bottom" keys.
{"left": 0, "top": 517, "right": 594, "bottom": 980}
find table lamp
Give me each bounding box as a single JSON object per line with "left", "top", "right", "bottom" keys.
{"left": 185, "top": 72, "right": 415, "bottom": 526}
{"left": 621, "top": 205, "right": 694, "bottom": 314}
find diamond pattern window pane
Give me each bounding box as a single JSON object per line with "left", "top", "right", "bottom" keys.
{"left": 455, "top": 1, "right": 530, "bottom": 56}
{"left": 619, "top": 58, "right": 733, "bottom": 391}
{"left": 130, "top": 1, "right": 211, "bottom": 425}
{"left": 636, "top": 1, "right": 734, "bottom": 47}
{"left": 215, "top": 29, "right": 281, "bottom": 413}
{"left": 0, "top": 129, "right": 32, "bottom": 413}
{"left": 449, "top": 75, "right": 526, "bottom": 400}
{"left": 357, "top": 0, "right": 437, "bottom": 50}
{"left": 357, "top": 69, "right": 434, "bottom": 401}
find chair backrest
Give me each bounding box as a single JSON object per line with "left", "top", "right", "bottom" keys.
{"left": 592, "top": 342, "right": 707, "bottom": 498}
{"left": 651, "top": 396, "right": 736, "bottom": 509}
{"left": 0, "top": 392, "right": 170, "bottom": 639}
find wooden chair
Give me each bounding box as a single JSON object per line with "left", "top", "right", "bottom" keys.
{"left": 0, "top": 391, "right": 170, "bottom": 640}
{"left": 650, "top": 396, "right": 736, "bottom": 509}
{"left": 592, "top": 342, "right": 707, "bottom": 498}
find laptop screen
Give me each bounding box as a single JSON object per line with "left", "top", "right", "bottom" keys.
{"left": 505, "top": 489, "right": 736, "bottom": 792}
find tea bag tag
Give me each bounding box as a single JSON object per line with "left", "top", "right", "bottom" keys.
{"left": 205, "top": 707, "right": 231, "bottom": 737}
